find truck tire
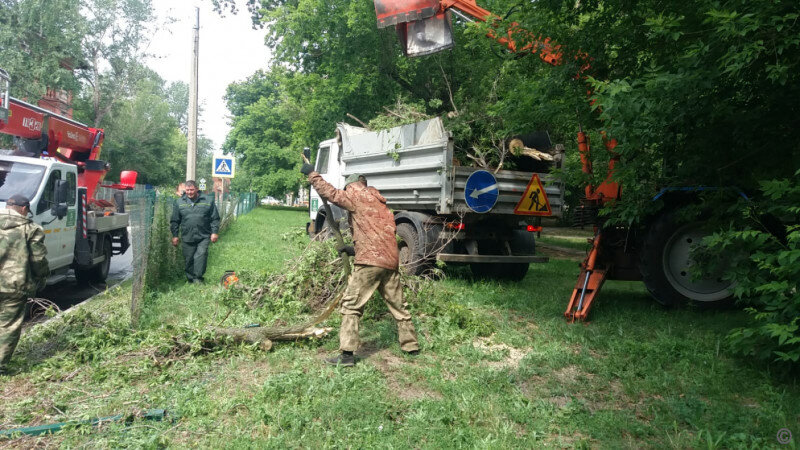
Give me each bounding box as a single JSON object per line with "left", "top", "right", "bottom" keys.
{"left": 504, "top": 230, "right": 534, "bottom": 282}
{"left": 640, "top": 211, "right": 733, "bottom": 307}
{"left": 469, "top": 232, "right": 532, "bottom": 282}
{"left": 76, "top": 238, "right": 112, "bottom": 283}
{"left": 396, "top": 223, "right": 424, "bottom": 275}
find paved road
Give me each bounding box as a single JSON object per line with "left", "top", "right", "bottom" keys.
{"left": 36, "top": 247, "right": 133, "bottom": 312}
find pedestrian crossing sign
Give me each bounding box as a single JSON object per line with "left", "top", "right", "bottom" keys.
{"left": 513, "top": 174, "right": 552, "bottom": 216}
{"left": 213, "top": 156, "right": 235, "bottom": 178}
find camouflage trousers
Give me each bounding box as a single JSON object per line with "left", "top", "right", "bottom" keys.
{"left": 339, "top": 265, "right": 419, "bottom": 353}
{"left": 0, "top": 294, "right": 26, "bottom": 371}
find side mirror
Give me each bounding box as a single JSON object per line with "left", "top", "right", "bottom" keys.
{"left": 303, "top": 147, "right": 311, "bottom": 160}
{"left": 50, "top": 179, "right": 70, "bottom": 219}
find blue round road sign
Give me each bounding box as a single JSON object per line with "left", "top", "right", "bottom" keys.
{"left": 464, "top": 170, "right": 499, "bottom": 213}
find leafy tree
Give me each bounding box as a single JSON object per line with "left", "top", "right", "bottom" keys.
{"left": 78, "top": 0, "right": 156, "bottom": 127}
{"left": 0, "top": 0, "right": 85, "bottom": 97}
{"left": 224, "top": 69, "right": 300, "bottom": 197}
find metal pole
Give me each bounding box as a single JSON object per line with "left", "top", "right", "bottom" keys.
{"left": 186, "top": 7, "right": 200, "bottom": 181}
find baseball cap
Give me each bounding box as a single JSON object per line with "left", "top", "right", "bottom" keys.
{"left": 344, "top": 173, "right": 366, "bottom": 188}
{"left": 6, "top": 194, "right": 30, "bottom": 207}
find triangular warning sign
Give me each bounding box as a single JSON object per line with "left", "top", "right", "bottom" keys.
{"left": 514, "top": 174, "right": 552, "bottom": 216}
{"left": 215, "top": 160, "right": 231, "bottom": 174}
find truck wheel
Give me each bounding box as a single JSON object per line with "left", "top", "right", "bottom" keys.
{"left": 503, "top": 230, "right": 534, "bottom": 282}
{"left": 470, "top": 232, "right": 531, "bottom": 282}
{"left": 640, "top": 211, "right": 733, "bottom": 307}
{"left": 76, "top": 238, "right": 112, "bottom": 283}
{"left": 396, "top": 223, "right": 424, "bottom": 275}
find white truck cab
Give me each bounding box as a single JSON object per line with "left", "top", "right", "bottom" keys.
{"left": 308, "top": 137, "right": 346, "bottom": 226}
{"left": 0, "top": 154, "right": 129, "bottom": 285}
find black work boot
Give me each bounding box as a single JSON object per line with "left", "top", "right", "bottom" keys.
{"left": 325, "top": 352, "right": 355, "bottom": 367}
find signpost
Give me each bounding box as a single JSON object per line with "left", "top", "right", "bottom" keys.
{"left": 198, "top": 177, "right": 207, "bottom": 191}
{"left": 464, "top": 170, "right": 499, "bottom": 213}
{"left": 212, "top": 155, "right": 235, "bottom": 178}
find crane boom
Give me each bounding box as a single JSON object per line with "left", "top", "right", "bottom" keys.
{"left": 1, "top": 91, "right": 109, "bottom": 201}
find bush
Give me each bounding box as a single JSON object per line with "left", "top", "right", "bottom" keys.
{"left": 700, "top": 170, "right": 800, "bottom": 366}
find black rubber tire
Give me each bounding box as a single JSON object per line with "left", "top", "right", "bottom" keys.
{"left": 396, "top": 222, "right": 424, "bottom": 275}
{"left": 504, "top": 230, "right": 534, "bottom": 282}
{"left": 640, "top": 211, "right": 734, "bottom": 307}
{"left": 469, "top": 232, "right": 532, "bottom": 282}
{"left": 469, "top": 262, "right": 498, "bottom": 279}
{"left": 76, "top": 238, "right": 111, "bottom": 283}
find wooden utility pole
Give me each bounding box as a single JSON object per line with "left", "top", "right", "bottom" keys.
{"left": 186, "top": 7, "right": 200, "bottom": 181}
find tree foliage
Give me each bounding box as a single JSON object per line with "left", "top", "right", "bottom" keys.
{"left": 221, "top": 0, "right": 799, "bottom": 212}
{"left": 0, "top": 0, "right": 85, "bottom": 97}
{"left": 1, "top": 0, "right": 213, "bottom": 187}
{"left": 698, "top": 170, "right": 800, "bottom": 365}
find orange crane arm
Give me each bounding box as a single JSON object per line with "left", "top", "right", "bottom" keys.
{"left": 439, "top": 0, "right": 563, "bottom": 66}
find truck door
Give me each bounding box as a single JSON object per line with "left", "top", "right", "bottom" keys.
{"left": 310, "top": 144, "right": 332, "bottom": 220}
{"left": 64, "top": 169, "right": 78, "bottom": 247}
{"left": 35, "top": 169, "right": 70, "bottom": 270}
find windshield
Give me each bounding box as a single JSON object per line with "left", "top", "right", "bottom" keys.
{"left": 0, "top": 161, "right": 46, "bottom": 202}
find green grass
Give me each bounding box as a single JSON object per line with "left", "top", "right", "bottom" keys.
{"left": 1, "top": 208, "right": 798, "bottom": 448}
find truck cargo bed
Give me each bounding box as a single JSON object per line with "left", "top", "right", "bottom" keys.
{"left": 87, "top": 211, "right": 129, "bottom": 232}
{"left": 338, "top": 118, "right": 562, "bottom": 217}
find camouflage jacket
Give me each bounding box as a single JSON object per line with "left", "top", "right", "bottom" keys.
{"left": 170, "top": 193, "right": 221, "bottom": 244}
{"left": 309, "top": 172, "right": 399, "bottom": 270}
{"left": 0, "top": 208, "right": 49, "bottom": 296}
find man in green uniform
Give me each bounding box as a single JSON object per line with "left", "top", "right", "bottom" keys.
{"left": 0, "top": 194, "right": 49, "bottom": 375}
{"left": 170, "top": 180, "right": 220, "bottom": 284}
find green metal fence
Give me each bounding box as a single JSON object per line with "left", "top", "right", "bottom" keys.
{"left": 236, "top": 192, "right": 258, "bottom": 216}
{"left": 125, "top": 188, "right": 258, "bottom": 327}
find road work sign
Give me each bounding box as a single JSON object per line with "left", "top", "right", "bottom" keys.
{"left": 464, "top": 170, "right": 499, "bottom": 213}
{"left": 213, "top": 156, "right": 235, "bottom": 178}
{"left": 514, "top": 174, "right": 552, "bottom": 216}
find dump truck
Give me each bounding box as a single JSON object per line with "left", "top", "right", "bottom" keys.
{"left": 0, "top": 68, "right": 134, "bottom": 285}
{"left": 307, "top": 117, "right": 564, "bottom": 280}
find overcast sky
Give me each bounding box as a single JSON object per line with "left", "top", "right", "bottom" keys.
{"left": 147, "top": 1, "right": 272, "bottom": 153}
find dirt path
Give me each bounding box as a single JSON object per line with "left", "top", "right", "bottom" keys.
{"left": 537, "top": 243, "right": 586, "bottom": 261}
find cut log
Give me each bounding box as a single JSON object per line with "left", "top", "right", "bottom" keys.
{"left": 509, "top": 138, "right": 555, "bottom": 161}
{"left": 211, "top": 326, "right": 333, "bottom": 351}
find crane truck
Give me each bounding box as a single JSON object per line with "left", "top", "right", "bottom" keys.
{"left": 371, "top": 0, "right": 735, "bottom": 320}
{"left": 0, "top": 69, "right": 134, "bottom": 286}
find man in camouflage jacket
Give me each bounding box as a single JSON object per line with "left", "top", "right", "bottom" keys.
{"left": 302, "top": 164, "right": 419, "bottom": 367}
{"left": 0, "top": 194, "right": 49, "bottom": 375}
{"left": 170, "top": 180, "right": 220, "bottom": 284}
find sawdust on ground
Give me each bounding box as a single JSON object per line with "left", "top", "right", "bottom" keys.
{"left": 472, "top": 337, "right": 530, "bottom": 370}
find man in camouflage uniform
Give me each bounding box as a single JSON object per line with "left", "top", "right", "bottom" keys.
{"left": 301, "top": 164, "right": 420, "bottom": 367}
{"left": 170, "top": 180, "right": 220, "bottom": 284}
{"left": 0, "top": 194, "right": 49, "bottom": 375}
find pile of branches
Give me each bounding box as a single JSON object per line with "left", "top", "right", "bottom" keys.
{"left": 212, "top": 238, "right": 349, "bottom": 348}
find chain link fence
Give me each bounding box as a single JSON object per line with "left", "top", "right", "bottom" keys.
{"left": 112, "top": 187, "right": 258, "bottom": 327}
